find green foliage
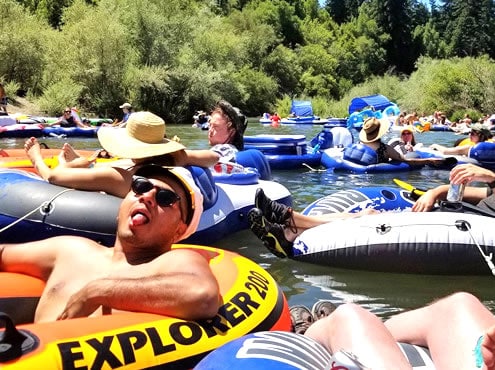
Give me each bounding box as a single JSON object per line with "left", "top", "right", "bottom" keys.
{"left": 233, "top": 67, "right": 278, "bottom": 115}
{"left": 6, "top": 0, "right": 495, "bottom": 122}
{"left": 399, "top": 56, "right": 495, "bottom": 118}
{"left": 3, "top": 81, "right": 21, "bottom": 105}
{"left": 0, "top": 0, "right": 51, "bottom": 92}
{"left": 36, "top": 78, "right": 84, "bottom": 115}
{"left": 262, "top": 45, "right": 302, "bottom": 97}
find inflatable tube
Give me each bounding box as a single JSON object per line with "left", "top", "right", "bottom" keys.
{"left": 0, "top": 149, "right": 115, "bottom": 173}
{"left": 42, "top": 126, "right": 99, "bottom": 138}
{"left": 429, "top": 124, "right": 452, "bottom": 132}
{"left": 279, "top": 117, "right": 329, "bottom": 125}
{"left": 295, "top": 207, "right": 495, "bottom": 275}
{"left": 0, "top": 124, "right": 44, "bottom": 138}
{"left": 236, "top": 149, "right": 272, "bottom": 180}
{"left": 324, "top": 118, "right": 347, "bottom": 128}
{"left": 194, "top": 331, "right": 434, "bottom": 370}
{"left": 414, "top": 148, "right": 484, "bottom": 169}
{"left": 413, "top": 121, "right": 431, "bottom": 133}
{"left": 244, "top": 135, "right": 322, "bottom": 170}
{"left": 469, "top": 142, "right": 495, "bottom": 169}
{"left": 382, "top": 104, "right": 400, "bottom": 117}
{"left": 0, "top": 245, "right": 291, "bottom": 369}
{"left": 321, "top": 144, "right": 423, "bottom": 173}
{"left": 302, "top": 187, "right": 414, "bottom": 216}
{"left": 0, "top": 168, "right": 292, "bottom": 246}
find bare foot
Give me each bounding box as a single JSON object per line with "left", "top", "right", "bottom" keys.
{"left": 57, "top": 144, "right": 94, "bottom": 169}
{"left": 59, "top": 143, "right": 80, "bottom": 164}
{"left": 24, "top": 137, "right": 43, "bottom": 165}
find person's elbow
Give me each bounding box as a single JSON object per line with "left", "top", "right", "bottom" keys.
{"left": 188, "top": 282, "right": 220, "bottom": 319}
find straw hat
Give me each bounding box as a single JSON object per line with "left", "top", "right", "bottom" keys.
{"left": 97, "top": 111, "right": 185, "bottom": 159}
{"left": 359, "top": 117, "right": 390, "bottom": 143}
{"left": 134, "top": 165, "right": 203, "bottom": 241}
{"left": 119, "top": 102, "right": 132, "bottom": 109}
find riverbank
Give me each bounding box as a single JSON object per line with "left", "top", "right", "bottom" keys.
{"left": 6, "top": 97, "right": 44, "bottom": 116}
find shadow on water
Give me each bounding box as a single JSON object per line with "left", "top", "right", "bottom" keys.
{"left": 4, "top": 122, "right": 494, "bottom": 317}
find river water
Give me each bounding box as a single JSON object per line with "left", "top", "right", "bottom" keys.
{"left": 3, "top": 121, "right": 494, "bottom": 318}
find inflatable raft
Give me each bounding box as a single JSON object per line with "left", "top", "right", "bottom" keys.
{"left": 0, "top": 167, "right": 292, "bottom": 246}
{"left": 415, "top": 142, "right": 495, "bottom": 171}
{"left": 320, "top": 143, "right": 426, "bottom": 173}
{"left": 194, "top": 331, "right": 434, "bottom": 370}
{"left": 293, "top": 188, "right": 495, "bottom": 275}
{"left": 243, "top": 126, "right": 353, "bottom": 170}
{"left": 0, "top": 245, "right": 291, "bottom": 369}
{"left": 0, "top": 148, "right": 114, "bottom": 173}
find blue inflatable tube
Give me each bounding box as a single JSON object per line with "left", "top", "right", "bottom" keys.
{"left": 302, "top": 186, "right": 414, "bottom": 215}
{"left": 42, "top": 126, "right": 99, "bottom": 137}
{"left": 469, "top": 142, "right": 495, "bottom": 169}
{"left": 263, "top": 152, "right": 322, "bottom": 170}
{"left": 321, "top": 144, "right": 423, "bottom": 173}
{"left": 195, "top": 331, "right": 434, "bottom": 370}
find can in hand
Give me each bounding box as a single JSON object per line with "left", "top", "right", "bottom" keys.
{"left": 446, "top": 183, "right": 465, "bottom": 202}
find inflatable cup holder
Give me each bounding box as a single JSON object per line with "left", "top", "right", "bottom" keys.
{"left": 0, "top": 312, "right": 39, "bottom": 362}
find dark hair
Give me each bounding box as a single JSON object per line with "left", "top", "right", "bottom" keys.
{"left": 213, "top": 100, "right": 247, "bottom": 150}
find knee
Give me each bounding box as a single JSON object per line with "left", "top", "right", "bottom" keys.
{"left": 438, "top": 291, "right": 481, "bottom": 310}
{"left": 329, "top": 303, "right": 371, "bottom": 325}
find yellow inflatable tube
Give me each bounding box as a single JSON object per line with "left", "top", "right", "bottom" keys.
{"left": 0, "top": 245, "right": 291, "bottom": 369}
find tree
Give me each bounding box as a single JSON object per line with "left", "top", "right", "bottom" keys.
{"left": 365, "top": 0, "right": 419, "bottom": 74}
{"left": 443, "top": 0, "right": 495, "bottom": 58}
{"left": 324, "top": 0, "right": 363, "bottom": 24}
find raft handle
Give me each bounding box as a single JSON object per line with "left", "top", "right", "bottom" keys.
{"left": 0, "top": 312, "right": 39, "bottom": 363}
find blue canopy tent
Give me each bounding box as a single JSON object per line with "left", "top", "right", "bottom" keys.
{"left": 291, "top": 100, "right": 314, "bottom": 117}
{"left": 348, "top": 94, "right": 394, "bottom": 115}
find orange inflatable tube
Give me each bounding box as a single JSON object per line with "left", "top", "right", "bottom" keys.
{"left": 0, "top": 244, "right": 291, "bottom": 369}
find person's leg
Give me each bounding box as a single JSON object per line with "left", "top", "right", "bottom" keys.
{"left": 385, "top": 292, "right": 495, "bottom": 369}
{"left": 57, "top": 143, "right": 94, "bottom": 168}
{"left": 255, "top": 188, "right": 380, "bottom": 230}
{"left": 305, "top": 303, "right": 412, "bottom": 370}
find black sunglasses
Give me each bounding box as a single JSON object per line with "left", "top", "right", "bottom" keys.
{"left": 64, "top": 110, "right": 71, "bottom": 113}
{"left": 131, "top": 176, "right": 181, "bottom": 208}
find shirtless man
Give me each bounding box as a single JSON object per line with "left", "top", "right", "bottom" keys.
{"left": 0, "top": 165, "right": 219, "bottom": 323}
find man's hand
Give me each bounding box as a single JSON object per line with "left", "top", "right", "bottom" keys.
{"left": 412, "top": 189, "right": 438, "bottom": 212}
{"left": 450, "top": 164, "right": 495, "bottom": 185}
{"left": 57, "top": 282, "right": 101, "bottom": 320}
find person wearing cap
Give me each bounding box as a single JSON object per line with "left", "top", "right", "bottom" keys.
{"left": 116, "top": 102, "right": 133, "bottom": 127}
{"left": 207, "top": 100, "right": 249, "bottom": 174}
{"left": 430, "top": 123, "right": 492, "bottom": 156}
{"left": 24, "top": 111, "right": 221, "bottom": 197}
{"left": 0, "top": 164, "right": 219, "bottom": 323}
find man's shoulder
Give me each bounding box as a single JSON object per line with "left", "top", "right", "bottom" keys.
{"left": 49, "top": 235, "right": 103, "bottom": 250}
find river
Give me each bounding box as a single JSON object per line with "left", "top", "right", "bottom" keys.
{"left": 2, "top": 120, "right": 494, "bottom": 318}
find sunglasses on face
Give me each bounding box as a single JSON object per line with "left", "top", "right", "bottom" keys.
{"left": 402, "top": 132, "right": 412, "bottom": 136}
{"left": 470, "top": 131, "right": 479, "bottom": 136}
{"left": 131, "top": 176, "right": 181, "bottom": 208}
{"left": 64, "top": 110, "right": 71, "bottom": 113}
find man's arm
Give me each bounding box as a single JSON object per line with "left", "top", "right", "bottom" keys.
{"left": 0, "top": 237, "right": 70, "bottom": 280}
{"left": 172, "top": 149, "right": 219, "bottom": 167}
{"left": 58, "top": 249, "right": 220, "bottom": 320}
